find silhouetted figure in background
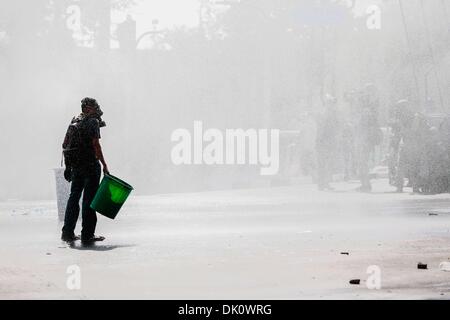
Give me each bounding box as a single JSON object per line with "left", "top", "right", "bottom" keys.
{"left": 298, "top": 112, "right": 317, "bottom": 177}
{"left": 421, "top": 126, "right": 447, "bottom": 194}
{"left": 315, "top": 95, "right": 340, "bottom": 191}
{"left": 409, "top": 114, "right": 431, "bottom": 192}
{"left": 388, "top": 104, "right": 403, "bottom": 187}
{"left": 117, "top": 15, "right": 137, "bottom": 51}
{"left": 390, "top": 100, "right": 415, "bottom": 193}
{"left": 355, "top": 84, "right": 382, "bottom": 192}
{"left": 341, "top": 121, "right": 356, "bottom": 181}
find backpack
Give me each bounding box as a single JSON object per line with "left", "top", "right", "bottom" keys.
{"left": 62, "top": 116, "right": 88, "bottom": 168}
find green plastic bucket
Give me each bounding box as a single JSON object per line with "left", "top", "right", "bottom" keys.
{"left": 90, "top": 174, "right": 134, "bottom": 219}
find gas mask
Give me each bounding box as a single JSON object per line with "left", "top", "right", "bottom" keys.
{"left": 94, "top": 107, "right": 106, "bottom": 128}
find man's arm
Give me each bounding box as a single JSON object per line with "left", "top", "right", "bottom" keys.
{"left": 93, "top": 138, "right": 109, "bottom": 174}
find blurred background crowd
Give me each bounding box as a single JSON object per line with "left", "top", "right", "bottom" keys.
{"left": 1, "top": 0, "right": 450, "bottom": 199}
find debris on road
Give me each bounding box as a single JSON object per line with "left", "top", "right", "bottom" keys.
{"left": 429, "top": 213, "right": 439, "bottom": 216}
{"left": 340, "top": 252, "right": 350, "bottom": 255}
{"left": 349, "top": 279, "right": 361, "bottom": 285}
{"left": 418, "top": 263, "right": 428, "bottom": 270}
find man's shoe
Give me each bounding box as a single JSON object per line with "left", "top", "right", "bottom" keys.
{"left": 61, "top": 234, "right": 81, "bottom": 242}
{"left": 81, "top": 235, "right": 105, "bottom": 245}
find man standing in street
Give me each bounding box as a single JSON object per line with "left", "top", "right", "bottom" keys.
{"left": 61, "top": 97, "right": 109, "bottom": 245}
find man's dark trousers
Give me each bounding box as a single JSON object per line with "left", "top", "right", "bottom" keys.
{"left": 62, "top": 162, "right": 101, "bottom": 240}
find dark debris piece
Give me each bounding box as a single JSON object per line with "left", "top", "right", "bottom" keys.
{"left": 349, "top": 279, "right": 361, "bottom": 285}
{"left": 418, "top": 263, "right": 428, "bottom": 270}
